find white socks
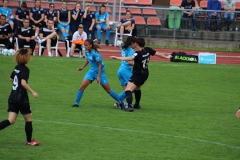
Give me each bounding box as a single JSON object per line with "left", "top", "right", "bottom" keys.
{"left": 39, "top": 39, "right": 46, "bottom": 44}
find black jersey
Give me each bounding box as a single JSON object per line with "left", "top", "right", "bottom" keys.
{"left": 8, "top": 65, "right": 30, "bottom": 103}
{"left": 40, "top": 27, "right": 54, "bottom": 37}
{"left": 82, "top": 11, "right": 95, "bottom": 26}
{"left": 45, "top": 9, "right": 57, "bottom": 20}
{"left": 0, "top": 23, "right": 12, "bottom": 36}
{"left": 30, "top": 7, "right": 44, "bottom": 21}
{"left": 132, "top": 47, "right": 156, "bottom": 74}
{"left": 16, "top": 7, "right": 29, "bottom": 19}
{"left": 71, "top": 9, "right": 84, "bottom": 24}
{"left": 58, "top": 9, "right": 69, "bottom": 22}
{"left": 17, "top": 26, "right": 35, "bottom": 37}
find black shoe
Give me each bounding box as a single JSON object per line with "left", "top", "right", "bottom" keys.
{"left": 72, "top": 104, "right": 79, "bottom": 107}
{"left": 133, "top": 104, "right": 141, "bottom": 109}
{"left": 123, "top": 107, "right": 134, "bottom": 112}
{"left": 123, "top": 104, "right": 134, "bottom": 112}
{"left": 105, "top": 40, "right": 109, "bottom": 46}
{"left": 97, "top": 40, "right": 101, "bottom": 44}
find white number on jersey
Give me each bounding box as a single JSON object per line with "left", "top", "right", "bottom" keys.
{"left": 142, "top": 58, "right": 149, "bottom": 69}
{"left": 13, "top": 75, "right": 18, "bottom": 90}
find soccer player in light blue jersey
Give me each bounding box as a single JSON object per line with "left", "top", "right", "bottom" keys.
{"left": 72, "top": 39, "right": 121, "bottom": 107}
{"left": 95, "top": 4, "right": 110, "bottom": 46}
{"left": 0, "top": 0, "right": 13, "bottom": 29}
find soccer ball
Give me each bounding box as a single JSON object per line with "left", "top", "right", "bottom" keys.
{"left": 8, "top": 49, "right": 16, "bottom": 56}
{"left": 116, "top": 40, "right": 123, "bottom": 47}
{"left": 2, "top": 49, "right": 8, "bottom": 56}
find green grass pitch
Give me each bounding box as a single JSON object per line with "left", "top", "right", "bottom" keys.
{"left": 0, "top": 55, "right": 239, "bottom": 160}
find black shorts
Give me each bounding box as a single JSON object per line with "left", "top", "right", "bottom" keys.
{"left": 30, "top": 21, "right": 43, "bottom": 28}
{"left": 129, "top": 72, "right": 149, "bottom": 87}
{"left": 41, "top": 39, "right": 57, "bottom": 47}
{"left": 8, "top": 102, "right": 32, "bottom": 115}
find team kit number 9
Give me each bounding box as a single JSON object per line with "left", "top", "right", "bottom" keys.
{"left": 13, "top": 75, "right": 18, "bottom": 90}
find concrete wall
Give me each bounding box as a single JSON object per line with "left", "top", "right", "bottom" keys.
{"left": 144, "top": 37, "right": 240, "bottom": 49}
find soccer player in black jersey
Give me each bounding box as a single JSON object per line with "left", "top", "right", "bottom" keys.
{"left": 38, "top": 18, "right": 58, "bottom": 56}
{"left": 0, "top": 14, "right": 13, "bottom": 49}
{"left": 17, "top": 18, "right": 36, "bottom": 55}
{"left": 0, "top": 48, "right": 40, "bottom": 146}
{"left": 110, "top": 37, "right": 172, "bottom": 112}
{"left": 29, "top": 0, "right": 44, "bottom": 38}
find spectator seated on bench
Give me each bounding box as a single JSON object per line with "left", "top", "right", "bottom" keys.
{"left": 115, "top": 10, "right": 134, "bottom": 46}
{"left": 38, "top": 18, "right": 59, "bottom": 57}
{"left": 0, "top": 15, "right": 13, "bottom": 49}
{"left": 69, "top": 24, "right": 87, "bottom": 58}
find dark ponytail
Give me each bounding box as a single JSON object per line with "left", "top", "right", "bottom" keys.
{"left": 85, "top": 39, "right": 101, "bottom": 52}
{"left": 136, "top": 37, "right": 145, "bottom": 48}
{"left": 122, "top": 36, "right": 136, "bottom": 50}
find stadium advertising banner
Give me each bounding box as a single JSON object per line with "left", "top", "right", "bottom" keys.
{"left": 198, "top": 53, "right": 216, "bottom": 64}
{"left": 170, "top": 52, "right": 198, "bottom": 63}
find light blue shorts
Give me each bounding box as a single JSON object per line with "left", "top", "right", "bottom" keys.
{"left": 96, "top": 23, "right": 108, "bottom": 30}
{"left": 57, "top": 21, "right": 70, "bottom": 31}
{"left": 84, "top": 70, "right": 109, "bottom": 85}
{"left": 117, "top": 67, "right": 132, "bottom": 86}
{"left": 7, "top": 19, "right": 13, "bottom": 23}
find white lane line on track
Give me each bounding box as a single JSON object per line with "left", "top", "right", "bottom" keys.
{"left": 5, "top": 117, "right": 238, "bottom": 150}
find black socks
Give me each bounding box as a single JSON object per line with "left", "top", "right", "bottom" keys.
{"left": 0, "top": 119, "right": 11, "bottom": 130}
{"left": 134, "top": 90, "right": 141, "bottom": 105}
{"left": 125, "top": 90, "right": 133, "bottom": 108}
{"left": 25, "top": 122, "right": 33, "bottom": 142}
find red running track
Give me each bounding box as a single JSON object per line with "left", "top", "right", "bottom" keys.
{"left": 41, "top": 44, "right": 240, "bottom": 65}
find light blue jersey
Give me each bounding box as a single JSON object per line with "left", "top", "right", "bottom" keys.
{"left": 0, "top": 7, "right": 12, "bottom": 20}
{"left": 86, "top": 49, "right": 106, "bottom": 72}
{"left": 84, "top": 49, "right": 108, "bottom": 85}
{"left": 117, "top": 46, "right": 134, "bottom": 87}
{"left": 120, "top": 46, "right": 135, "bottom": 70}
{"left": 95, "top": 11, "right": 109, "bottom": 25}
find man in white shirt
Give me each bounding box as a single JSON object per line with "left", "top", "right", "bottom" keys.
{"left": 70, "top": 24, "right": 87, "bottom": 58}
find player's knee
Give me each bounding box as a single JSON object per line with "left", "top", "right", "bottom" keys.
{"left": 8, "top": 118, "right": 16, "bottom": 125}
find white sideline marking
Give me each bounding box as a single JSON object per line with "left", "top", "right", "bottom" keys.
{"left": 7, "top": 117, "right": 240, "bottom": 150}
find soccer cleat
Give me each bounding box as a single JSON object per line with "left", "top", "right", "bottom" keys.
{"left": 26, "top": 139, "right": 40, "bottom": 146}
{"left": 114, "top": 102, "right": 121, "bottom": 109}
{"left": 123, "top": 104, "right": 134, "bottom": 112}
{"left": 236, "top": 109, "right": 240, "bottom": 118}
{"left": 133, "top": 104, "right": 141, "bottom": 109}
{"left": 72, "top": 104, "right": 79, "bottom": 107}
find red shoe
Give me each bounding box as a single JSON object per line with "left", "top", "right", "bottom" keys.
{"left": 236, "top": 109, "right": 240, "bottom": 118}
{"left": 26, "top": 139, "right": 40, "bottom": 146}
